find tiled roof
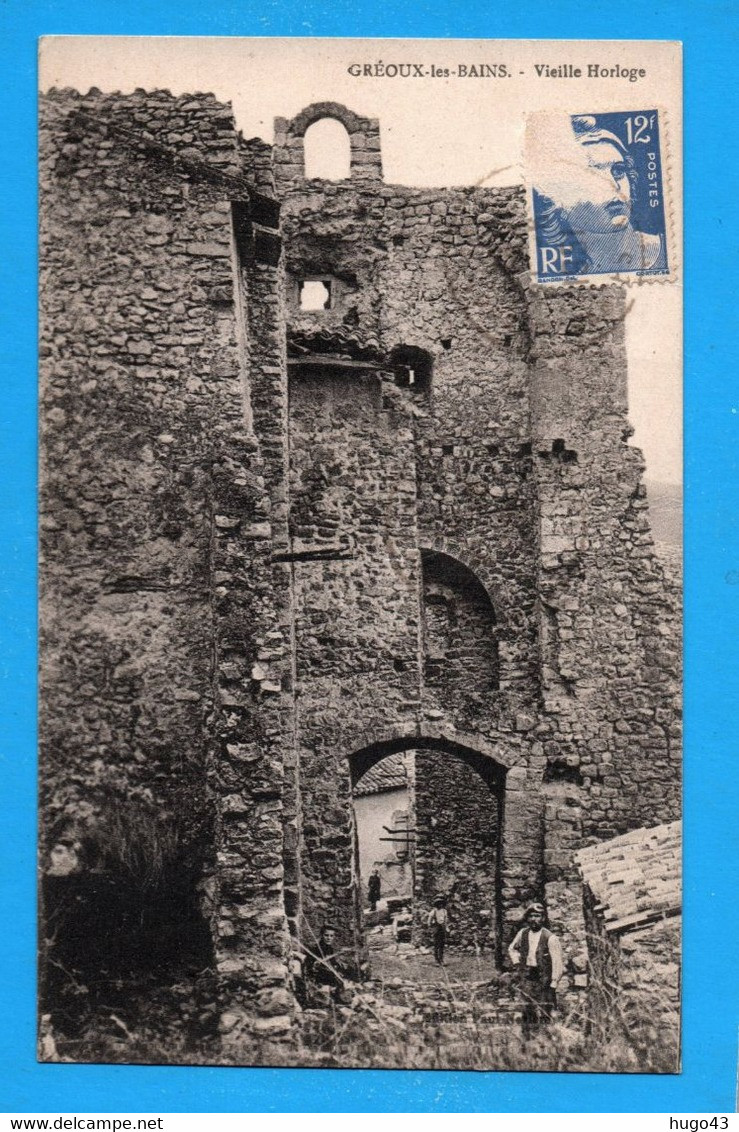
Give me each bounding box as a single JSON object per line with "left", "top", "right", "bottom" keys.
{"left": 287, "top": 326, "right": 382, "bottom": 361}
{"left": 354, "top": 753, "right": 409, "bottom": 796}
{"left": 576, "top": 821, "right": 681, "bottom": 935}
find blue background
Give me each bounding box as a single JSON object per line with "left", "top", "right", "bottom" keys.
{"left": 2, "top": 0, "right": 736, "bottom": 1114}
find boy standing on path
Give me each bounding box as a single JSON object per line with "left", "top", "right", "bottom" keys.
{"left": 427, "top": 895, "right": 449, "bottom": 965}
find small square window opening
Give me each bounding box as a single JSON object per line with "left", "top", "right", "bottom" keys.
{"left": 299, "top": 279, "right": 331, "bottom": 311}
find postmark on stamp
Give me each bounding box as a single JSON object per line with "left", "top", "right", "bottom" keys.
{"left": 525, "top": 109, "right": 670, "bottom": 283}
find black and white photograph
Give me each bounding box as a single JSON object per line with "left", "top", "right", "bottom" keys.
{"left": 38, "top": 37, "right": 682, "bottom": 1073}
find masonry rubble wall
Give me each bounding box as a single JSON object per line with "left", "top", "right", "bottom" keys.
{"left": 40, "top": 88, "right": 246, "bottom": 849}
{"left": 40, "top": 88, "right": 295, "bottom": 1056}
{"left": 581, "top": 894, "right": 681, "bottom": 1071}
{"left": 576, "top": 821, "right": 681, "bottom": 1069}
{"left": 279, "top": 174, "right": 544, "bottom": 958}
{"left": 40, "top": 91, "right": 681, "bottom": 1060}
{"left": 617, "top": 918, "right": 681, "bottom": 1069}
{"left": 276, "top": 115, "right": 680, "bottom": 965}
{"left": 414, "top": 750, "right": 502, "bottom": 951}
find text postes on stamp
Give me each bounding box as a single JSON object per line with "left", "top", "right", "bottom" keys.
{"left": 526, "top": 109, "right": 669, "bottom": 283}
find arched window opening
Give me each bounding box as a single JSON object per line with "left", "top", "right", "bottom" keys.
{"left": 389, "top": 345, "right": 433, "bottom": 394}
{"left": 421, "top": 550, "right": 499, "bottom": 701}
{"left": 303, "top": 118, "right": 351, "bottom": 180}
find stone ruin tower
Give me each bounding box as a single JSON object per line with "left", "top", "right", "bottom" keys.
{"left": 39, "top": 91, "right": 681, "bottom": 1056}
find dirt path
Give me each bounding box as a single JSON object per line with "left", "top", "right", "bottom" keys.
{"left": 367, "top": 924, "right": 498, "bottom": 987}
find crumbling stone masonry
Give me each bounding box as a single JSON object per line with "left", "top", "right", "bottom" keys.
{"left": 577, "top": 822, "right": 681, "bottom": 1070}
{"left": 39, "top": 90, "right": 681, "bottom": 1059}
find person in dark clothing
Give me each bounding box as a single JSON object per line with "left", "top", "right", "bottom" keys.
{"left": 368, "top": 869, "right": 381, "bottom": 911}
{"left": 305, "top": 925, "right": 353, "bottom": 1002}
{"left": 427, "top": 895, "right": 449, "bottom": 965}
{"left": 508, "top": 902, "right": 564, "bottom": 1035}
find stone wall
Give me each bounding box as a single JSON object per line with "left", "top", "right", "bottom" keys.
{"left": 620, "top": 918, "right": 681, "bottom": 1068}
{"left": 352, "top": 786, "right": 410, "bottom": 894}
{"left": 278, "top": 170, "right": 543, "bottom": 955}
{"left": 40, "top": 88, "right": 248, "bottom": 856}
{"left": 414, "top": 750, "right": 502, "bottom": 953}
{"left": 287, "top": 363, "right": 422, "bottom": 963}
{"left": 577, "top": 822, "right": 681, "bottom": 1070}
{"left": 40, "top": 92, "right": 681, "bottom": 1060}
{"left": 582, "top": 900, "right": 681, "bottom": 1072}
{"left": 39, "top": 88, "right": 295, "bottom": 1055}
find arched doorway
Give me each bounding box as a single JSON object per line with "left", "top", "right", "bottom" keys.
{"left": 349, "top": 735, "right": 505, "bottom": 985}
{"left": 352, "top": 750, "right": 414, "bottom": 915}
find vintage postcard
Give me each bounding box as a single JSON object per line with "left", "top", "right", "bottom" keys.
{"left": 38, "top": 37, "right": 682, "bottom": 1072}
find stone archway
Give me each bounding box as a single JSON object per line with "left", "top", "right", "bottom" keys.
{"left": 347, "top": 733, "right": 507, "bottom": 978}
{"left": 347, "top": 727, "right": 511, "bottom": 784}
{"left": 274, "top": 102, "right": 383, "bottom": 183}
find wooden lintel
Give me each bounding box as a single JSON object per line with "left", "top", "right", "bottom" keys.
{"left": 287, "top": 354, "right": 383, "bottom": 372}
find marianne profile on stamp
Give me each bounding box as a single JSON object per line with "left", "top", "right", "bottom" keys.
{"left": 529, "top": 111, "right": 669, "bottom": 280}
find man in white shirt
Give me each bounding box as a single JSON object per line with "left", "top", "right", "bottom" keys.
{"left": 507, "top": 902, "right": 564, "bottom": 1033}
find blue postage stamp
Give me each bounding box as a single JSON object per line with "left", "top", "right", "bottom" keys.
{"left": 526, "top": 109, "right": 670, "bottom": 282}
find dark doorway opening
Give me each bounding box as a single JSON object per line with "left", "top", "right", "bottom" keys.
{"left": 349, "top": 739, "right": 504, "bottom": 988}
